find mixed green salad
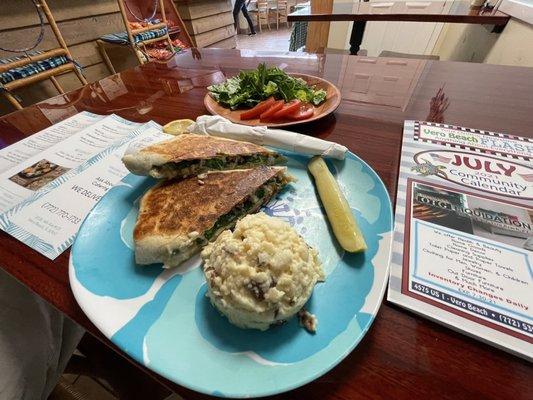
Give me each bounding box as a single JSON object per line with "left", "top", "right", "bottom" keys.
{"left": 207, "top": 63, "right": 327, "bottom": 110}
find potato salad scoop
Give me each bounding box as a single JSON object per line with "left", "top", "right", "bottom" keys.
{"left": 308, "top": 156, "right": 367, "bottom": 252}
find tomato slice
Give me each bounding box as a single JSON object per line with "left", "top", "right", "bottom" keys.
{"left": 240, "top": 97, "right": 276, "bottom": 120}
{"left": 259, "top": 100, "right": 285, "bottom": 121}
{"left": 287, "top": 103, "right": 315, "bottom": 121}
{"left": 271, "top": 100, "right": 302, "bottom": 120}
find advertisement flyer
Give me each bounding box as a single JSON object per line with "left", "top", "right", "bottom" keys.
{"left": 0, "top": 122, "right": 168, "bottom": 260}
{"left": 0, "top": 114, "right": 142, "bottom": 213}
{"left": 0, "top": 111, "right": 104, "bottom": 171}
{"left": 388, "top": 121, "right": 532, "bottom": 360}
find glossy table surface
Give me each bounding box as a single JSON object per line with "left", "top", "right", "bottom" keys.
{"left": 0, "top": 48, "right": 531, "bottom": 399}
{"left": 288, "top": 1, "right": 510, "bottom": 25}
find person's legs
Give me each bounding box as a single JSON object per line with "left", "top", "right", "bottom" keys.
{"left": 241, "top": 2, "right": 257, "bottom": 34}
{"left": 233, "top": 0, "right": 245, "bottom": 29}
{"left": 0, "top": 269, "right": 84, "bottom": 400}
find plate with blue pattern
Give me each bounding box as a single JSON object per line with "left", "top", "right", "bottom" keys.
{"left": 69, "top": 150, "right": 393, "bottom": 398}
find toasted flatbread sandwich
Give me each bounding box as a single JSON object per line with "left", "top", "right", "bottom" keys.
{"left": 122, "top": 134, "right": 285, "bottom": 179}
{"left": 133, "top": 166, "right": 293, "bottom": 267}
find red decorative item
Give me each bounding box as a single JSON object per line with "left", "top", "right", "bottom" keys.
{"left": 121, "top": 0, "right": 193, "bottom": 62}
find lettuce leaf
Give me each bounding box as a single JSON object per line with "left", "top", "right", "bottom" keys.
{"left": 207, "top": 63, "right": 327, "bottom": 110}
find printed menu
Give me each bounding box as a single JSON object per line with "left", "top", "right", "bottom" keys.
{"left": 388, "top": 121, "right": 532, "bottom": 360}
{"left": 0, "top": 111, "right": 104, "bottom": 170}
{"left": 0, "top": 114, "right": 141, "bottom": 213}
{"left": 0, "top": 112, "right": 169, "bottom": 259}
{"left": 0, "top": 122, "right": 168, "bottom": 259}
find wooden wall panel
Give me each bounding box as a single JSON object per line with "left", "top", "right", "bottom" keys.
{"left": 206, "top": 35, "right": 238, "bottom": 49}
{"left": 175, "top": 0, "right": 232, "bottom": 20}
{"left": 191, "top": 25, "right": 236, "bottom": 48}
{"left": 69, "top": 42, "right": 105, "bottom": 68}
{"left": 183, "top": 12, "right": 234, "bottom": 35}
{"left": 2, "top": 0, "right": 119, "bottom": 30}
{"left": 174, "top": 0, "right": 236, "bottom": 48}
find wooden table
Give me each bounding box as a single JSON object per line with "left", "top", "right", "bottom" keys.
{"left": 288, "top": 1, "right": 510, "bottom": 54}
{"left": 0, "top": 48, "right": 531, "bottom": 399}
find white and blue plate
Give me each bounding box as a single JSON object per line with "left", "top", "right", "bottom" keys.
{"left": 69, "top": 150, "right": 393, "bottom": 398}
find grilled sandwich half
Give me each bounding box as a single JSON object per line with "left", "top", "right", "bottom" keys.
{"left": 133, "top": 166, "right": 293, "bottom": 267}
{"left": 122, "top": 134, "right": 285, "bottom": 179}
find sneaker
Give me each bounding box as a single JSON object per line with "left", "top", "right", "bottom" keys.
{"left": 248, "top": 31, "right": 257, "bottom": 36}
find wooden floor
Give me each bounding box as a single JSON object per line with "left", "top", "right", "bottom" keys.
{"left": 50, "top": 335, "right": 181, "bottom": 400}
{"left": 52, "top": 372, "right": 182, "bottom": 400}
{"left": 236, "top": 27, "right": 292, "bottom": 51}
{"left": 50, "top": 372, "right": 118, "bottom": 400}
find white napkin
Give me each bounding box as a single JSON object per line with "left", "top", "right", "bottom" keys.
{"left": 187, "top": 115, "right": 348, "bottom": 160}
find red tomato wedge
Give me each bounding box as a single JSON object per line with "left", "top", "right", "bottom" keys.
{"left": 271, "top": 100, "right": 302, "bottom": 120}
{"left": 259, "top": 100, "right": 284, "bottom": 121}
{"left": 240, "top": 97, "right": 275, "bottom": 120}
{"left": 287, "top": 103, "right": 315, "bottom": 121}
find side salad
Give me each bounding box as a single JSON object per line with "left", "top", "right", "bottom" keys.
{"left": 207, "top": 64, "right": 327, "bottom": 122}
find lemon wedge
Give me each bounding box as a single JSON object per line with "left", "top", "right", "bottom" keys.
{"left": 162, "top": 119, "right": 195, "bottom": 135}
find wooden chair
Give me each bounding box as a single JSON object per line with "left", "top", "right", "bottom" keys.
{"left": 0, "top": 0, "right": 87, "bottom": 110}
{"left": 255, "top": 0, "right": 271, "bottom": 32}
{"left": 271, "top": 0, "right": 290, "bottom": 30}
{"left": 97, "top": 0, "right": 193, "bottom": 74}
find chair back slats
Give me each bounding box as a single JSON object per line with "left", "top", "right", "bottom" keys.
{"left": 114, "top": 0, "right": 193, "bottom": 64}
{"left": 0, "top": 0, "right": 87, "bottom": 110}
{"left": 254, "top": 0, "right": 271, "bottom": 32}
{"left": 0, "top": 49, "right": 67, "bottom": 74}
{"left": 130, "top": 22, "right": 167, "bottom": 35}
{"left": 275, "top": 0, "right": 289, "bottom": 29}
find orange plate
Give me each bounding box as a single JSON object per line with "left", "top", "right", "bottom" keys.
{"left": 203, "top": 73, "right": 341, "bottom": 128}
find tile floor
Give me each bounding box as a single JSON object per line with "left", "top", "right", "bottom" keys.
{"left": 236, "top": 27, "right": 292, "bottom": 52}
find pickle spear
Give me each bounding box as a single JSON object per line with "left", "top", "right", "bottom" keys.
{"left": 308, "top": 156, "right": 367, "bottom": 252}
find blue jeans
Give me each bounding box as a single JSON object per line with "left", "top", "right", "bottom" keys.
{"left": 233, "top": 0, "right": 256, "bottom": 34}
